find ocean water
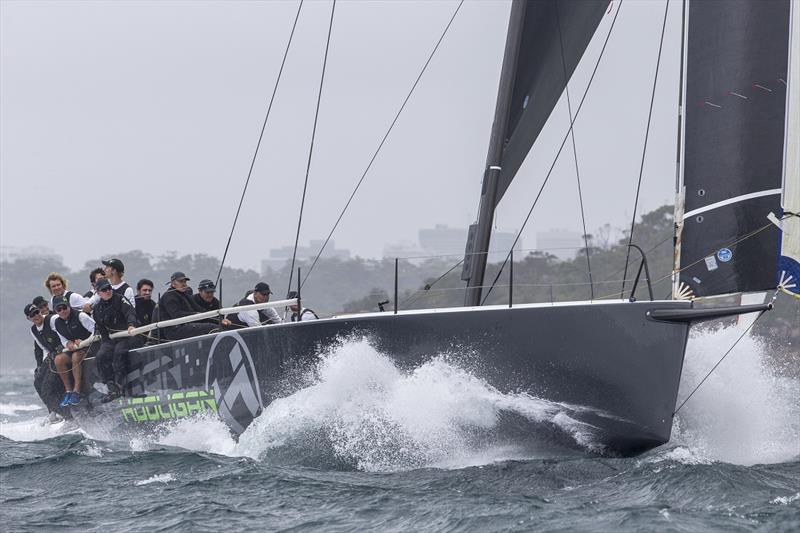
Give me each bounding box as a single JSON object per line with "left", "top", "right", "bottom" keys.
{"left": 1, "top": 328, "right": 798, "bottom": 532}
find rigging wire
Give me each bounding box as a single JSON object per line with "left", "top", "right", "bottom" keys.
{"left": 672, "top": 308, "right": 769, "bottom": 416}
{"left": 620, "top": 0, "right": 670, "bottom": 299}
{"left": 216, "top": 0, "right": 305, "bottom": 283}
{"left": 300, "top": 0, "right": 466, "bottom": 289}
{"left": 555, "top": 1, "right": 594, "bottom": 299}
{"left": 287, "top": 0, "right": 337, "bottom": 295}
{"left": 481, "top": 0, "right": 625, "bottom": 305}
{"left": 402, "top": 257, "right": 464, "bottom": 307}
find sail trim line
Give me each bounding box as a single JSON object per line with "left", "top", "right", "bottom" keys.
{"left": 681, "top": 188, "right": 782, "bottom": 220}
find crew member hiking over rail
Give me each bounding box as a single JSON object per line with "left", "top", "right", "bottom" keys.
{"left": 52, "top": 295, "right": 96, "bottom": 407}
{"left": 91, "top": 278, "right": 138, "bottom": 402}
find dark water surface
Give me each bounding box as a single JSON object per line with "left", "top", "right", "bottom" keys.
{"left": 2, "top": 329, "right": 799, "bottom": 532}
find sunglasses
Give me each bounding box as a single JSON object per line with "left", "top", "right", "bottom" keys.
{"left": 99, "top": 287, "right": 113, "bottom": 292}
{"left": 27, "top": 310, "right": 40, "bottom": 318}
{"left": 55, "top": 305, "right": 69, "bottom": 312}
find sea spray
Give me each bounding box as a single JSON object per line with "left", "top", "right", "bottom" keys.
{"left": 671, "top": 325, "right": 800, "bottom": 465}
{"left": 235, "top": 338, "right": 604, "bottom": 470}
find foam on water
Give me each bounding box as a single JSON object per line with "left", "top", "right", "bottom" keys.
{"left": 134, "top": 473, "right": 176, "bottom": 486}
{"left": 2, "top": 328, "right": 797, "bottom": 471}
{"left": 234, "top": 338, "right": 603, "bottom": 471}
{"left": 0, "top": 402, "right": 43, "bottom": 416}
{"left": 0, "top": 416, "right": 83, "bottom": 441}
{"left": 668, "top": 326, "right": 800, "bottom": 466}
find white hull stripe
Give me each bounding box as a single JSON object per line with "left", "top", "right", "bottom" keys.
{"left": 682, "top": 188, "right": 782, "bottom": 220}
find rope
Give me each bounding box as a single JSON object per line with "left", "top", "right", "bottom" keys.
{"left": 216, "top": 0, "right": 304, "bottom": 283}
{"left": 555, "top": 1, "right": 594, "bottom": 299}
{"left": 481, "top": 0, "right": 625, "bottom": 304}
{"left": 300, "top": 0, "right": 465, "bottom": 289}
{"left": 620, "top": 0, "right": 670, "bottom": 298}
{"left": 402, "top": 258, "right": 464, "bottom": 307}
{"left": 288, "top": 0, "right": 336, "bottom": 294}
{"left": 673, "top": 308, "right": 769, "bottom": 416}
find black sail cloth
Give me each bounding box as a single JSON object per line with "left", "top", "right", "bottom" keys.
{"left": 678, "top": 0, "right": 790, "bottom": 297}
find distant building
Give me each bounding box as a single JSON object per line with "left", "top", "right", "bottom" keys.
{"left": 383, "top": 224, "right": 521, "bottom": 261}
{"left": 382, "top": 241, "right": 423, "bottom": 259}
{"left": 535, "top": 229, "right": 584, "bottom": 260}
{"left": 0, "top": 245, "right": 62, "bottom": 264}
{"left": 419, "top": 224, "right": 467, "bottom": 256}
{"left": 261, "top": 239, "right": 350, "bottom": 275}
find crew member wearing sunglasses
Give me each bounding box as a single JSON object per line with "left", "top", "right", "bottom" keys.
{"left": 91, "top": 278, "right": 137, "bottom": 402}
{"left": 52, "top": 295, "right": 96, "bottom": 407}
{"left": 25, "top": 302, "right": 66, "bottom": 416}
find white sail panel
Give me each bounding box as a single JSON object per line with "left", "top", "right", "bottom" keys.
{"left": 779, "top": 1, "right": 800, "bottom": 297}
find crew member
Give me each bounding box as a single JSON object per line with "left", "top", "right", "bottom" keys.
{"left": 25, "top": 303, "right": 65, "bottom": 416}
{"left": 228, "top": 282, "right": 282, "bottom": 328}
{"left": 52, "top": 295, "right": 96, "bottom": 407}
{"left": 32, "top": 295, "right": 50, "bottom": 316}
{"left": 193, "top": 279, "right": 231, "bottom": 327}
{"left": 134, "top": 278, "right": 156, "bottom": 326}
{"left": 84, "top": 268, "right": 106, "bottom": 298}
{"left": 157, "top": 272, "right": 217, "bottom": 340}
{"left": 45, "top": 272, "right": 87, "bottom": 311}
{"left": 91, "top": 278, "right": 137, "bottom": 402}
{"left": 83, "top": 258, "right": 135, "bottom": 312}
{"left": 287, "top": 291, "right": 319, "bottom": 322}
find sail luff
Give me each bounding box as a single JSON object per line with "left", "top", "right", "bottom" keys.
{"left": 778, "top": 0, "right": 800, "bottom": 297}
{"left": 672, "top": 0, "right": 689, "bottom": 300}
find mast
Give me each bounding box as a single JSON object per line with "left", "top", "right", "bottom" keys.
{"left": 672, "top": 0, "right": 689, "bottom": 300}
{"left": 464, "top": 0, "right": 527, "bottom": 307}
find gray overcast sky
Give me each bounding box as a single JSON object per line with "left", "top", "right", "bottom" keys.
{"left": 1, "top": 0, "right": 681, "bottom": 272}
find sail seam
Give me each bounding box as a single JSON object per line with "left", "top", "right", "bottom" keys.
{"left": 681, "top": 188, "right": 782, "bottom": 220}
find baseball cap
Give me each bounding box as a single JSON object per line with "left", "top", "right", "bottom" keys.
{"left": 198, "top": 279, "right": 216, "bottom": 292}
{"left": 168, "top": 271, "right": 190, "bottom": 284}
{"left": 52, "top": 295, "right": 69, "bottom": 310}
{"left": 254, "top": 282, "right": 272, "bottom": 295}
{"left": 95, "top": 278, "right": 112, "bottom": 291}
{"left": 102, "top": 258, "right": 125, "bottom": 273}
{"left": 32, "top": 296, "right": 48, "bottom": 307}
{"left": 24, "top": 303, "right": 39, "bottom": 317}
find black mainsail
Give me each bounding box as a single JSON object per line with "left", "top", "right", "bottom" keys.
{"left": 464, "top": 0, "right": 609, "bottom": 306}
{"left": 675, "top": 0, "right": 796, "bottom": 299}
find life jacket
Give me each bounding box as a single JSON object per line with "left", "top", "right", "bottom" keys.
{"left": 31, "top": 314, "right": 62, "bottom": 353}
{"left": 55, "top": 309, "right": 93, "bottom": 341}
{"left": 93, "top": 292, "right": 137, "bottom": 336}
{"left": 51, "top": 290, "right": 81, "bottom": 311}
{"left": 135, "top": 297, "right": 156, "bottom": 325}
{"left": 113, "top": 282, "right": 133, "bottom": 305}
{"left": 227, "top": 296, "right": 275, "bottom": 327}
{"left": 291, "top": 308, "right": 319, "bottom": 322}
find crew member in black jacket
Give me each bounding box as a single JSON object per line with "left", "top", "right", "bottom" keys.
{"left": 92, "top": 278, "right": 137, "bottom": 401}
{"left": 158, "top": 272, "right": 217, "bottom": 340}
{"left": 25, "top": 303, "right": 65, "bottom": 416}
{"left": 134, "top": 278, "right": 156, "bottom": 326}
{"left": 193, "top": 279, "right": 231, "bottom": 328}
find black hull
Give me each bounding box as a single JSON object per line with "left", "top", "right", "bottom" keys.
{"left": 72, "top": 301, "right": 691, "bottom": 456}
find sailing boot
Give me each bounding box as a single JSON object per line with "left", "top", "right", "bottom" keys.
{"left": 101, "top": 381, "right": 122, "bottom": 404}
